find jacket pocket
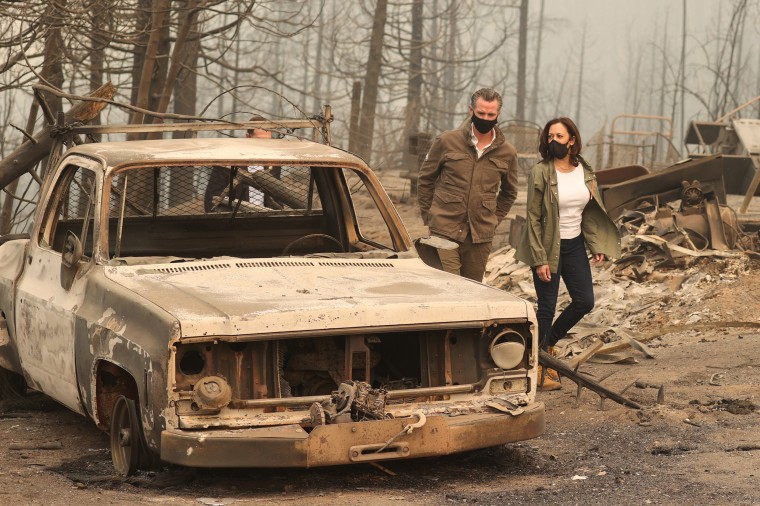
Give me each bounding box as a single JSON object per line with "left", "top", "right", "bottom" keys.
{"left": 446, "top": 152, "right": 470, "bottom": 161}
{"left": 490, "top": 158, "right": 509, "bottom": 170}
{"left": 441, "top": 152, "right": 471, "bottom": 187}
{"left": 481, "top": 198, "right": 496, "bottom": 212}
{"left": 429, "top": 188, "right": 466, "bottom": 234}
{"left": 480, "top": 159, "right": 507, "bottom": 192}
{"left": 434, "top": 188, "right": 464, "bottom": 204}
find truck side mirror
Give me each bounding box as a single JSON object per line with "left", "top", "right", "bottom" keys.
{"left": 61, "top": 231, "right": 83, "bottom": 290}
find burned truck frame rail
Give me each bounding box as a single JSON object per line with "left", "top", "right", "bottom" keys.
{"left": 0, "top": 110, "right": 545, "bottom": 475}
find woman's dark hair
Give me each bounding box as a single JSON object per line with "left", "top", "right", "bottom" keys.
{"left": 538, "top": 117, "right": 583, "bottom": 166}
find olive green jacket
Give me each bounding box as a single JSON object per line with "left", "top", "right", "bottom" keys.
{"left": 417, "top": 121, "right": 519, "bottom": 243}
{"left": 515, "top": 158, "right": 621, "bottom": 272}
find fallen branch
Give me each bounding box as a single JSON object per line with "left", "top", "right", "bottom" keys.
{"left": 539, "top": 351, "right": 641, "bottom": 409}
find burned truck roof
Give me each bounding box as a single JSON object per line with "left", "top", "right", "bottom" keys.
{"left": 69, "top": 137, "right": 365, "bottom": 171}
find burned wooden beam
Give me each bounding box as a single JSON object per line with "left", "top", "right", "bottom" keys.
{"left": 235, "top": 170, "right": 309, "bottom": 210}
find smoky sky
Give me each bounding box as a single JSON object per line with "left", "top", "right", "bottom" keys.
{"left": 535, "top": 0, "right": 758, "bottom": 149}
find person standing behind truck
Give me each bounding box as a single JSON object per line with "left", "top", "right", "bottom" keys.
{"left": 417, "top": 88, "right": 519, "bottom": 282}
{"left": 515, "top": 117, "right": 621, "bottom": 390}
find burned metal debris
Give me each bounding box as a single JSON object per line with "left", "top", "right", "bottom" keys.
{"left": 612, "top": 180, "right": 759, "bottom": 280}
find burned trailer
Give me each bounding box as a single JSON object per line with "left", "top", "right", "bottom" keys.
{"left": 684, "top": 96, "right": 760, "bottom": 217}
{"left": 0, "top": 114, "right": 544, "bottom": 475}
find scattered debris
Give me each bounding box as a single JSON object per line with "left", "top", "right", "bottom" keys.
{"left": 567, "top": 339, "right": 603, "bottom": 370}
{"left": 650, "top": 442, "right": 697, "bottom": 456}
{"left": 712, "top": 399, "right": 757, "bottom": 415}
{"left": 198, "top": 498, "right": 233, "bottom": 506}
{"left": 725, "top": 444, "right": 760, "bottom": 452}
{"left": 621, "top": 380, "right": 666, "bottom": 405}
{"left": 709, "top": 372, "right": 725, "bottom": 386}
{"left": 689, "top": 398, "right": 757, "bottom": 415}
{"left": 8, "top": 441, "right": 63, "bottom": 450}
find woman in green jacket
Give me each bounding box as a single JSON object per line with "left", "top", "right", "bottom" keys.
{"left": 516, "top": 117, "right": 621, "bottom": 390}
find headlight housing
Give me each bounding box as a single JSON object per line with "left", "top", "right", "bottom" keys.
{"left": 489, "top": 329, "right": 526, "bottom": 370}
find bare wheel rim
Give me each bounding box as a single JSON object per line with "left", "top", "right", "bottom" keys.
{"left": 110, "top": 396, "right": 140, "bottom": 476}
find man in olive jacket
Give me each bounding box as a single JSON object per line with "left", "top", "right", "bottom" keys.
{"left": 417, "top": 88, "right": 519, "bottom": 281}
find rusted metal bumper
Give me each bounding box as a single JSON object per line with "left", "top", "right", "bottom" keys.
{"left": 160, "top": 401, "right": 545, "bottom": 468}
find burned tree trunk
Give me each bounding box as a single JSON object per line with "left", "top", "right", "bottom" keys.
{"left": 402, "top": 0, "right": 424, "bottom": 162}
{"left": 0, "top": 83, "right": 116, "bottom": 190}
{"left": 515, "top": 0, "right": 528, "bottom": 120}
{"left": 356, "top": 0, "right": 388, "bottom": 163}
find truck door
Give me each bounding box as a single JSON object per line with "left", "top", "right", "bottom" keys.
{"left": 15, "top": 160, "right": 100, "bottom": 414}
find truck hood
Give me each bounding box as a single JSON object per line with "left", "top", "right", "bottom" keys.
{"left": 104, "top": 257, "right": 532, "bottom": 338}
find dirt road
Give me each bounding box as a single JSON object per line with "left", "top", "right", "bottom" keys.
{"left": 1, "top": 193, "right": 758, "bottom": 506}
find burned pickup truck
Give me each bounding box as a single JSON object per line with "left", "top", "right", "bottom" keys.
{"left": 0, "top": 113, "right": 543, "bottom": 475}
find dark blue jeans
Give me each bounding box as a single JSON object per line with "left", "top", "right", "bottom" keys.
{"left": 533, "top": 234, "right": 595, "bottom": 350}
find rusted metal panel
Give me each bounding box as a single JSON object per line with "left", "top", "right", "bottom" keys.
{"left": 599, "top": 155, "right": 727, "bottom": 220}
{"left": 71, "top": 138, "right": 366, "bottom": 175}
{"left": 161, "top": 425, "right": 310, "bottom": 468}
{"left": 0, "top": 239, "right": 28, "bottom": 373}
{"left": 15, "top": 243, "right": 88, "bottom": 414}
{"left": 595, "top": 164, "right": 650, "bottom": 186}
{"left": 307, "top": 416, "right": 451, "bottom": 466}
{"left": 684, "top": 121, "right": 728, "bottom": 146}
{"left": 160, "top": 404, "right": 544, "bottom": 468}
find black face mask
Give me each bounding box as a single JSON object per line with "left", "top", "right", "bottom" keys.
{"left": 548, "top": 140, "right": 570, "bottom": 159}
{"left": 471, "top": 114, "right": 498, "bottom": 134}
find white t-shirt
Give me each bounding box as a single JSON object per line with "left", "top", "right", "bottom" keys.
{"left": 556, "top": 165, "right": 590, "bottom": 239}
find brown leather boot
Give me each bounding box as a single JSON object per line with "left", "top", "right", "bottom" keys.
{"left": 544, "top": 346, "right": 562, "bottom": 387}
{"left": 537, "top": 365, "right": 562, "bottom": 391}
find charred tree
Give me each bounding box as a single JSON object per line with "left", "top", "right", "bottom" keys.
{"left": 401, "top": 0, "right": 424, "bottom": 169}
{"left": 529, "top": 0, "right": 545, "bottom": 124}
{"left": 356, "top": 0, "right": 388, "bottom": 163}
{"left": 515, "top": 0, "right": 528, "bottom": 120}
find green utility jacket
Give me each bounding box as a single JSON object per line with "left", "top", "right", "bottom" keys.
{"left": 417, "top": 121, "right": 519, "bottom": 244}
{"left": 515, "top": 158, "right": 621, "bottom": 272}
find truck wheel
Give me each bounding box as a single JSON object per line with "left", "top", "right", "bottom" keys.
{"left": 110, "top": 395, "right": 148, "bottom": 476}
{"left": 0, "top": 367, "right": 27, "bottom": 400}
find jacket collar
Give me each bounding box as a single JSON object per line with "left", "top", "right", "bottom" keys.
{"left": 459, "top": 120, "right": 505, "bottom": 150}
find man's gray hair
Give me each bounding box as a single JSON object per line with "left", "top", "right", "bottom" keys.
{"left": 470, "top": 88, "right": 503, "bottom": 111}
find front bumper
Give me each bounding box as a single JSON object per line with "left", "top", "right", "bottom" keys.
{"left": 160, "top": 401, "right": 544, "bottom": 468}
